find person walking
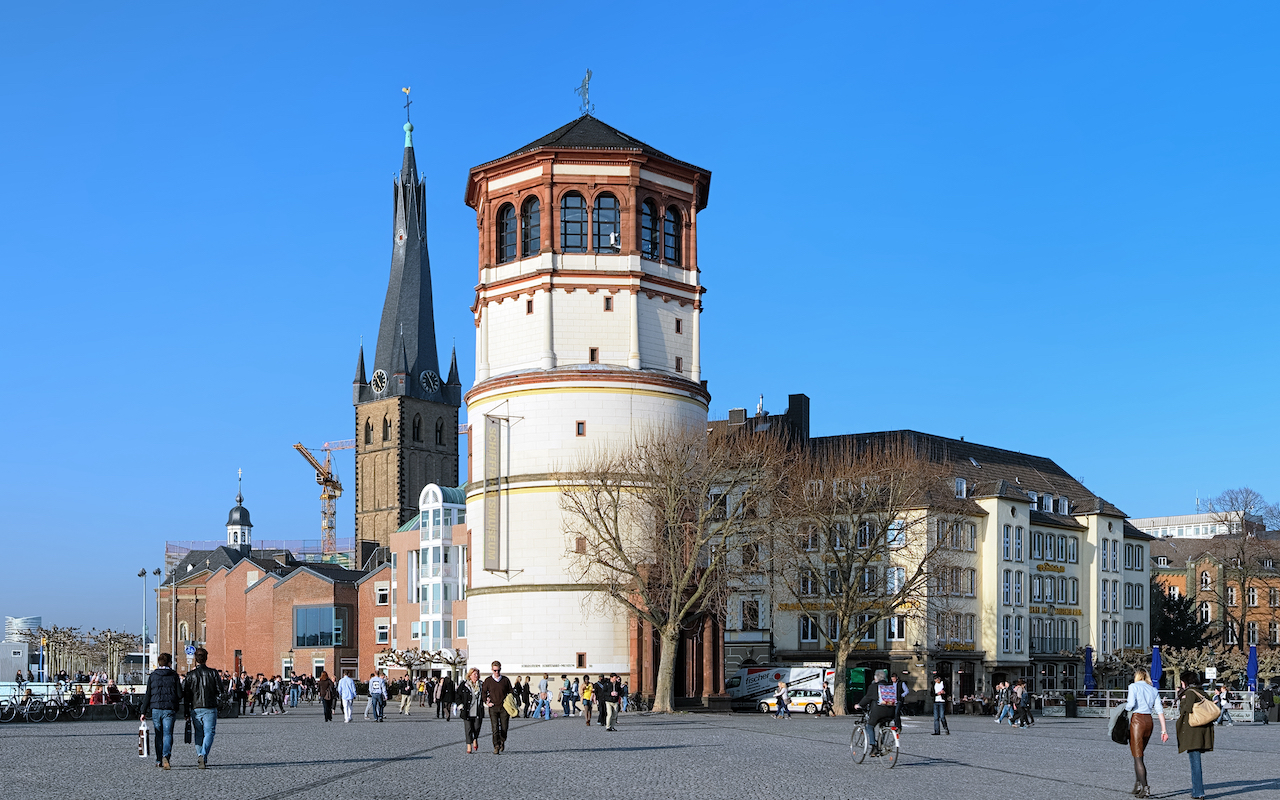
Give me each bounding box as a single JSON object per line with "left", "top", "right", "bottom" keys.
{"left": 774, "top": 680, "right": 792, "bottom": 720}
{"left": 424, "top": 677, "right": 435, "bottom": 710}
{"left": 595, "top": 676, "right": 609, "bottom": 726}
{"left": 417, "top": 677, "right": 428, "bottom": 708}
{"left": 440, "top": 675, "right": 456, "bottom": 722}
{"left": 1123, "top": 668, "right": 1168, "bottom": 798}
{"left": 931, "top": 673, "right": 949, "bottom": 735}
{"left": 571, "top": 677, "right": 581, "bottom": 716}
{"left": 368, "top": 671, "right": 388, "bottom": 722}
{"left": 181, "top": 647, "right": 220, "bottom": 770}
{"left": 604, "top": 673, "right": 621, "bottom": 731}
{"left": 995, "top": 681, "right": 1014, "bottom": 725}
{"left": 1257, "top": 683, "right": 1273, "bottom": 724}
{"left": 399, "top": 676, "right": 415, "bottom": 715}
{"left": 140, "top": 652, "right": 181, "bottom": 770}
{"left": 581, "top": 675, "right": 594, "bottom": 726}
{"left": 1176, "top": 670, "right": 1214, "bottom": 800}
{"left": 1214, "top": 686, "right": 1235, "bottom": 726}
{"left": 620, "top": 681, "right": 630, "bottom": 713}
{"left": 536, "top": 674, "right": 551, "bottom": 719}
{"left": 560, "top": 675, "right": 573, "bottom": 718}
{"left": 457, "top": 668, "right": 485, "bottom": 754}
{"left": 317, "top": 671, "right": 335, "bottom": 722}
{"left": 288, "top": 675, "right": 301, "bottom": 708}
{"left": 481, "top": 661, "right": 514, "bottom": 754}
{"left": 338, "top": 672, "right": 357, "bottom": 723}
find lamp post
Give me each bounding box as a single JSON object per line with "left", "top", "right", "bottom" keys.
{"left": 138, "top": 569, "right": 148, "bottom": 680}
{"left": 150, "top": 568, "right": 161, "bottom": 674}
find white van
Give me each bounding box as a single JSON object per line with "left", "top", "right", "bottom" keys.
{"left": 725, "top": 667, "right": 833, "bottom": 710}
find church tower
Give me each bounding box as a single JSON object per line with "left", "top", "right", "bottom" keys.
{"left": 354, "top": 120, "right": 462, "bottom": 548}
{"left": 463, "top": 115, "right": 711, "bottom": 678}
{"left": 226, "top": 480, "right": 252, "bottom": 548}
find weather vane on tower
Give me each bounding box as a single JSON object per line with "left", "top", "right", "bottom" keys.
{"left": 402, "top": 86, "right": 412, "bottom": 121}
{"left": 575, "top": 69, "right": 593, "bottom": 116}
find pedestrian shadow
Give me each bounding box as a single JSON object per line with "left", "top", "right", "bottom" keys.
{"left": 1187, "top": 778, "right": 1280, "bottom": 798}
{"left": 512, "top": 743, "right": 716, "bottom": 755}
{"left": 211, "top": 755, "right": 434, "bottom": 771}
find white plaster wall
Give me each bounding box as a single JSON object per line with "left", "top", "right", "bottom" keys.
{"left": 548, "top": 290, "right": 630, "bottom": 366}
{"left": 485, "top": 296, "right": 543, "bottom": 375}
{"left": 638, "top": 298, "right": 692, "bottom": 374}
{"left": 466, "top": 590, "right": 630, "bottom": 675}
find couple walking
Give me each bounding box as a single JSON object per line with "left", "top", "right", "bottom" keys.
{"left": 1120, "top": 668, "right": 1214, "bottom": 799}
{"left": 139, "top": 647, "right": 220, "bottom": 770}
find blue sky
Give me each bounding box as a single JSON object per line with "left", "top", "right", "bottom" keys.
{"left": 3, "top": 2, "right": 1278, "bottom": 632}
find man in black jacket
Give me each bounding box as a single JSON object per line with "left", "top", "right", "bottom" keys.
{"left": 853, "top": 670, "right": 896, "bottom": 756}
{"left": 182, "top": 648, "right": 221, "bottom": 769}
{"left": 141, "top": 652, "right": 181, "bottom": 770}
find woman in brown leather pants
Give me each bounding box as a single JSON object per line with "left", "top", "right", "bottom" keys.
{"left": 1124, "top": 668, "right": 1168, "bottom": 797}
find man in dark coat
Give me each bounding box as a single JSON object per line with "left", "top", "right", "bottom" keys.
{"left": 141, "top": 652, "right": 182, "bottom": 770}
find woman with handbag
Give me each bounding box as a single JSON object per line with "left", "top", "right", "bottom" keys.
{"left": 316, "top": 671, "right": 335, "bottom": 722}
{"left": 1123, "top": 668, "right": 1168, "bottom": 797}
{"left": 457, "top": 668, "right": 485, "bottom": 754}
{"left": 1176, "top": 670, "right": 1216, "bottom": 800}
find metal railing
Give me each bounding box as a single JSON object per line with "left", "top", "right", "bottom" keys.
{"left": 1029, "top": 637, "right": 1079, "bottom": 654}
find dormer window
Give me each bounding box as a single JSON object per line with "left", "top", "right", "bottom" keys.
{"left": 955, "top": 478, "right": 967, "bottom": 499}
{"left": 1041, "top": 494, "right": 1052, "bottom": 512}
{"left": 1157, "top": 556, "right": 1168, "bottom": 567}
{"left": 1028, "top": 491, "right": 1038, "bottom": 507}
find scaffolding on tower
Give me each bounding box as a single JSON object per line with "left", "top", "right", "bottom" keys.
{"left": 293, "top": 439, "right": 355, "bottom": 555}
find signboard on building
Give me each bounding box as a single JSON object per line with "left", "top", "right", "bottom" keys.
{"left": 484, "top": 416, "right": 501, "bottom": 571}
{"left": 1205, "top": 667, "right": 1218, "bottom": 680}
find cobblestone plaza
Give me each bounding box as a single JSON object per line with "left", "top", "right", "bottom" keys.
{"left": 2, "top": 707, "right": 1277, "bottom": 800}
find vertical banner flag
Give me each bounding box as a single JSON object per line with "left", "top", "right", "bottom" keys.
{"left": 484, "top": 416, "right": 501, "bottom": 571}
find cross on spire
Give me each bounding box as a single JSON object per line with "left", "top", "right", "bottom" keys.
{"left": 402, "top": 87, "right": 412, "bottom": 121}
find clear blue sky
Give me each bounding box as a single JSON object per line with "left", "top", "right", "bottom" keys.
{"left": 3, "top": 2, "right": 1278, "bottom": 633}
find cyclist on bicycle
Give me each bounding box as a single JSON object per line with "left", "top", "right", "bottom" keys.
{"left": 853, "top": 669, "right": 896, "bottom": 755}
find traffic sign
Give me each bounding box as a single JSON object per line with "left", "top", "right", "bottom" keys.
{"left": 1205, "top": 667, "right": 1218, "bottom": 680}
{"left": 185, "top": 645, "right": 196, "bottom": 657}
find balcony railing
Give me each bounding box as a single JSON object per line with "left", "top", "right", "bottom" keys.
{"left": 1030, "top": 637, "right": 1079, "bottom": 654}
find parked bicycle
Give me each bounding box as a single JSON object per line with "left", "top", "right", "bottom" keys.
{"left": 42, "top": 691, "right": 86, "bottom": 721}
{"left": 850, "top": 711, "right": 900, "bottom": 768}
{"left": 1, "top": 692, "right": 47, "bottom": 723}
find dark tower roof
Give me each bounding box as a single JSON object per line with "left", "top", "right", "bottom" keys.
{"left": 358, "top": 121, "right": 452, "bottom": 405}
{"left": 492, "top": 115, "right": 705, "bottom": 173}
{"left": 227, "top": 490, "right": 251, "bottom": 527}
{"left": 445, "top": 346, "right": 460, "bottom": 386}
{"left": 353, "top": 344, "right": 367, "bottom": 385}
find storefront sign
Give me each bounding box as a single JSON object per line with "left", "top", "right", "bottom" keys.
{"left": 1028, "top": 605, "right": 1082, "bottom": 616}
{"left": 1036, "top": 563, "right": 1066, "bottom": 573}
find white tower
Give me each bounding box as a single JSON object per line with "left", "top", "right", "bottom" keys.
{"left": 226, "top": 472, "right": 252, "bottom": 548}
{"left": 463, "top": 115, "right": 711, "bottom": 678}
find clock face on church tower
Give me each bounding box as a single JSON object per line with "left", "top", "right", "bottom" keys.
{"left": 371, "top": 369, "right": 388, "bottom": 393}
{"left": 420, "top": 370, "right": 440, "bottom": 393}
{"left": 396, "top": 227, "right": 407, "bottom": 247}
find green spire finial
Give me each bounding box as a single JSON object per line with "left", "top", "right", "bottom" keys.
{"left": 404, "top": 121, "right": 413, "bottom": 148}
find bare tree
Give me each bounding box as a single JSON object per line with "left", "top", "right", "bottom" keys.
{"left": 560, "top": 425, "right": 790, "bottom": 713}
{"left": 86, "top": 629, "right": 141, "bottom": 680}
{"left": 1201, "top": 488, "right": 1280, "bottom": 653}
{"left": 770, "top": 438, "right": 966, "bottom": 715}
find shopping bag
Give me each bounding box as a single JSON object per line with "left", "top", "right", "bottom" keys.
{"left": 1109, "top": 705, "right": 1130, "bottom": 745}
{"left": 138, "top": 721, "right": 152, "bottom": 758}
{"left": 183, "top": 717, "right": 193, "bottom": 744}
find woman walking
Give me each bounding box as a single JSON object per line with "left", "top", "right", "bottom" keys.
{"left": 581, "top": 675, "right": 594, "bottom": 726}
{"left": 317, "top": 671, "right": 335, "bottom": 722}
{"left": 439, "top": 675, "right": 456, "bottom": 722}
{"left": 1123, "top": 668, "right": 1168, "bottom": 797}
{"left": 1176, "top": 670, "right": 1213, "bottom": 800}
{"left": 457, "top": 668, "right": 485, "bottom": 754}
{"left": 774, "top": 681, "right": 791, "bottom": 719}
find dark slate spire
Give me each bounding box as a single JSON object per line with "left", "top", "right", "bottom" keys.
{"left": 354, "top": 344, "right": 367, "bottom": 385}
{"left": 363, "top": 120, "right": 444, "bottom": 402}
{"left": 445, "top": 346, "right": 460, "bottom": 386}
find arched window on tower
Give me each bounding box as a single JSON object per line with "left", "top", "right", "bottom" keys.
{"left": 496, "top": 203, "right": 516, "bottom": 264}
{"left": 412, "top": 414, "right": 422, "bottom": 442}
{"left": 593, "top": 193, "right": 620, "bottom": 253}
{"left": 561, "top": 192, "right": 587, "bottom": 253}
{"left": 382, "top": 416, "right": 391, "bottom": 441}
{"left": 364, "top": 419, "right": 372, "bottom": 444}
{"left": 664, "top": 206, "right": 683, "bottom": 264}
{"left": 640, "top": 199, "right": 659, "bottom": 259}
{"left": 521, "top": 196, "right": 540, "bottom": 257}
{"left": 435, "top": 417, "right": 445, "bottom": 446}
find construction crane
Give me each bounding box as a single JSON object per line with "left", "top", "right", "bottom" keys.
{"left": 293, "top": 439, "right": 356, "bottom": 555}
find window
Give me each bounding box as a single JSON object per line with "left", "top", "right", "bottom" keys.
{"left": 1271, "top": 621, "right": 1279, "bottom": 645}
{"left": 1168, "top": 585, "right": 1179, "bottom": 600}
{"left": 496, "top": 203, "right": 516, "bottom": 263}
{"left": 640, "top": 199, "right": 659, "bottom": 259}
{"left": 375, "top": 623, "right": 389, "bottom": 645}
{"left": 887, "top": 615, "right": 906, "bottom": 641}
{"left": 1003, "top": 569, "right": 1012, "bottom": 605}
{"left": 364, "top": 419, "right": 372, "bottom": 444}
{"left": 857, "top": 520, "right": 873, "bottom": 549}
{"left": 1201, "top": 571, "right": 1212, "bottom": 590}
{"left": 603, "top": 295, "right": 613, "bottom": 312}
{"left": 663, "top": 206, "right": 682, "bottom": 264}
{"left": 293, "top": 607, "right": 349, "bottom": 647}
{"left": 801, "top": 527, "right": 818, "bottom": 551}
{"left": 937, "top": 613, "right": 948, "bottom": 643}
{"left": 799, "top": 569, "right": 817, "bottom": 596}
{"left": 966, "top": 568, "right": 976, "bottom": 596}
{"left": 887, "top": 520, "right": 905, "bottom": 548}
{"left": 1100, "top": 620, "right": 1108, "bottom": 653}
{"left": 1068, "top": 537, "right": 1078, "bottom": 563}
{"left": 1200, "top": 601, "right": 1211, "bottom": 623}
{"left": 456, "top": 619, "right": 467, "bottom": 639}
{"left": 1112, "top": 540, "right": 1118, "bottom": 572}
{"left": 826, "top": 614, "right": 840, "bottom": 642}
{"left": 1157, "top": 556, "right": 1168, "bottom": 567}
{"left": 965, "top": 614, "right": 975, "bottom": 642}
{"left": 968, "top": 524, "right": 977, "bottom": 551}
{"left": 675, "top": 356, "right": 683, "bottom": 373}
{"left": 1227, "top": 586, "right": 1237, "bottom": 606}
{"left": 410, "top": 621, "right": 420, "bottom": 640}
{"left": 885, "top": 566, "right": 905, "bottom": 595}
{"left": 588, "top": 347, "right": 599, "bottom": 364}
{"left": 1101, "top": 538, "right": 1109, "bottom": 572}
{"left": 435, "top": 418, "right": 445, "bottom": 446}
{"left": 1003, "top": 525, "right": 1011, "bottom": 561}
{"left": 561, "top": 192, "right": 587, "bottom": 252}
{"left": 1032, "top": 531, "right": 1044, "bottom": 561}
{"left": 1014, "top": 615, "right": 1023, "bottom": 652}
{"left": 1014, "top": 571, "right": 1023, "bottom": 605}
{"left": 1044, "top": 576, "right": 1055, "bottom": 603}
{"left": 1032, "top": 575, "right": 1043, "bottom": 603}
{"left": 1136, "top": 583, "right": 1143, "bottom": 609}
{"left": 592, "top": 193, "right": 620, "bottom": 252}
{"left": 742, "top": 600, "right": 760, "bottom": 630}
{"left": 520, "top": 196, "right": 540, "bottom": 257}
{"left": 575, "top": 421, "right": 586, "bottom": 437}
{"left": 1247, "top": 621, "right": 1258, "bottom": 645}
{"left": 1101, "top": 579, "right": 1108, "bottom": 612}
{"left": 1058, "top": 535, "right": 1066, "bottom": 561}
{"left": 382, "top": 416, "right": 391, "bottom": 441}
{"left": 1271, "top": 588, "right": 1279, "bottom": 608}
{"left": 951, "top": 566, "right": 962, "bottom": 595}
{"left": 1247, "top": 587, "right": 1257, "bottom": 607}
{"left": 799, "top": 615, "right": 818, "bottom": 643}
{"left": 1112, "top": 580, "right": 1118, "bottom": 612}
{"left": 829, "top": 569, "right": 846, "bottom": 595}
{"left": 525, "top": 298, "right": 534, "bottom": 315}
{"left": 1125, "top": 622, "right": 1133, "bottom": 648}
{"left": 742, "top": 542, "right": 759, "bottom": 569}
{"left": 1226, "top": 622, "right": 1238, "bottom": 645}
{"left": 1124, "top": 583, "right": 1133, "bottom": 609}
{"left": 857, "top": 567, "right": 874, "bottom": 593}
{"left": 858, "top": 615, "right": 875, "bottom": 642}
{"left": 1002, "top": 616, "right": 1011, "bottom": 653}
{"left": 1015, "top": 527, "right": 1023, "bottom": 561}
{"left": 955, "top": 477, "right": 966, "bottom": 498}
{"left": 675, "top": 318, "right": 683, "bottom": 334}
{"left": 1136, "top": 545, "right": 1144, "bottom": 571}
{"left": 412, "top": 414, "right": 422, "bottom": 442}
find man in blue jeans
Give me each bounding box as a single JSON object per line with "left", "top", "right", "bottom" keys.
{"left": 140, "top": 652, "right": 181, "bottom": 770}
{"left": 182, "top": 647, "right": 221, "bottom": 769}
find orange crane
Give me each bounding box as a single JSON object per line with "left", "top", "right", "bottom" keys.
{"left": 293, "top": 439, "right": 355, "bottom": 555}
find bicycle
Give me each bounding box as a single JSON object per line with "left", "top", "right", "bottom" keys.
{"left": 2, "top": 697, "right": 47, "bottom": 723}
{"left": 42, "top": 692, "right": 86, "bottom": 722}
{"left": 627, "top": 695, "right": 651, "bottom": 713}
{"left": 850, "top": 711, "right": 900, "bottom": 768}
{"left": 217, "top": 692, "right": 236, "bottom": 717}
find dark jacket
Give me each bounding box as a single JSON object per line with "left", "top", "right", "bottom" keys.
{"left": 317, "top": 678, "right": 334, "bottom": 701}
{"left": 1176, "top": 688, "right": 1215, "bottom": 753}
{"left": 456, "top": 681, "right": 481, "bottom": 719}
{"left": 141, "top": 667, "right": 181, "bottom": 716}
{"left": 183, "top": 664, "right": 221, "bottom": 713}
{"left": 440, "top": 678, "right": 456, "bottom": 704}
{"left": 480, "top": 675, "right": 513, "bottom": 708}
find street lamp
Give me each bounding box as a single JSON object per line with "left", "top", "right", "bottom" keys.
{"left": 150, "top": 568, "right": 161, "bottom": 674}
{"left": 138, "top": 569, "right": 148, "bottom": 681}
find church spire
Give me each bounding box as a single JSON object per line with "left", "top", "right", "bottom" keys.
{"left": 445, "top": 345, "right": 460, "bottom": 386}
{"left": 354, "top": 343, "right": 367, "bottom": 385}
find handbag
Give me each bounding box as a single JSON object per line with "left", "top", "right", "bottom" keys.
{"left": 1188, "top": 690, "right": 1221, "bottom": 727}
{"left": 183, "top": 717, "right": 193, "bottom": 744}
{"left": 502, "top": 693, "right": 519, "bottom": 717}
{"left": 1109, "top": 705, "right": 1130, "bottom": 745}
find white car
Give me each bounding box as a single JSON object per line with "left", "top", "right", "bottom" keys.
{"left": 757, "top": 688, "right": 825, "bottom": 715}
